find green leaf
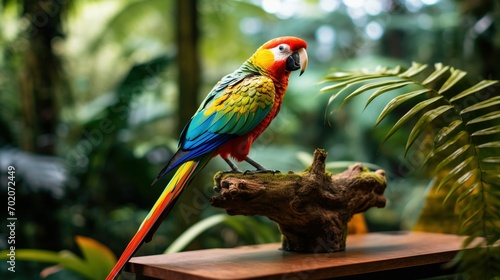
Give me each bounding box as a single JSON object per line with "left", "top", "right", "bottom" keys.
{"left": 423, "top": 130, "right": 467, "bottom": 166}
{"left": 422, "top": 63, "right": 450, "bottom": 85}
{"left": 471, "top": 125, "right": 500, "bottom": 137}
{"left": 320, "top": 74, "right": 385, "bottom": 93}
{"left": 456, "top": 182, "right": 480, "bottom": 203}
{"left": 339, "top": 79, "right": 406, "bottom": 110}
{"left": 326, "top": 91, "right": 342, "bottom": 109}
{"left": 467, "top": 110, "right": 500, "bottom": 125}
{"left": 461, "top": 95, "right": 500, "bottom": 114}
{"left": 477, "top": 141, "right": 500, "bottom": 148}
{"left": 384, "top": 65, "right": 402, "bottom": 75}
{"left": 450, "top": 80, "right": 499, "bottom": 103}
{"left": 322, "top": 63, "right": 500, "bottom": 278}
{"left": 436, "top": 144, "right": 472, "bottom": 173}
{"left": 461, "top": 208, "right": 483, "bottom": 230}
{"left": 0, "top": 237, "right": 114, "bottom": 280}
{"left": 422, "top": 130, "right": 468, "bottom": 166}
{"left": 459, "top": 197, "right": 481, "bottom": 221}
{"left": 321, "top": 70, "right": 357, "bottom": 81}
{"left": 438, "top": 68, "right": 467, "bottom": 94}
{"left": 443, "top": 168, "right": 478, "bottom": 204}
{"left": 398, "top": 62, "right": 428, "bottom": 78}
{"left": 165, "top": 214, "right": 228, "bottom": 254}
{"left": 380, "top": 96, "right": 444, "bottom": 144}
{"left": 405, "top": 105, "right": 454, "bottom": 153}
{"left": 482, "top": 171, "right": 500, "bottom": 183}
{"left": 75, "top": 236, "right": 116, "bottom": 279}
{"left": 436, "top": 156, "right": 475, "bottom": 193}
{"left": 482, "top": 156, "right": 500, "bottom": 164}
{"left": 225, "top": 217, "right": 278, "bottom": 244}
{"left": 374, "top": 89, "right": 431, "bottom": 126}
{"left": 365, "top": 81, "right": 414, "bottom": 108}
{"left": 0, "top": 249, "right": 87, "bottom": 274}
{"left": 434, "top": 120, "right": 464, "bottom": 144}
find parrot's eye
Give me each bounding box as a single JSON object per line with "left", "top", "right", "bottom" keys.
{"left": 278, "top": 45, "right": 285, "bottom": 52}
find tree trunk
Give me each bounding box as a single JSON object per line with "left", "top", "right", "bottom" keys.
{"left": 175, "top": 0, "right": 200, "bottom": 133}
{"left": 18, "top": 0, "right": 67, "bottom": 250}
{"left": 20, "top": 0, "right": 66, "bottom": 155}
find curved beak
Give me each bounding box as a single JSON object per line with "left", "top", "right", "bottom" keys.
{"left": 297, "top": 47, "right": 308, "bottom": 76}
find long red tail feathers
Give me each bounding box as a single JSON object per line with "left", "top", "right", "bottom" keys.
{"left": 106, "top": 160, "right": 200, "bottom": 280}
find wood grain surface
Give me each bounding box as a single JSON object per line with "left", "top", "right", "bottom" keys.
{"left": 126, "top": 231, "right": 467, "bottom": 279}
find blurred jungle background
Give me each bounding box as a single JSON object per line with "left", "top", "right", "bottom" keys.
{"left": 0, "top": 0, "right": 499, "bottom": 279}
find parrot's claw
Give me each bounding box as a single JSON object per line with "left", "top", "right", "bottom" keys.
{"left": 243, "top": 169, "right": 281, "bottom": 175}
{"left": 243, "top": 156, "right": 280, "bottom": 175}
{"left": 221, "top": 169, "right": 243, "bottom": 174}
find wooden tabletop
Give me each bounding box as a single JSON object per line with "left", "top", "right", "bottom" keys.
{"left": 126, "top": 231, "right": 466, "bottom": 279}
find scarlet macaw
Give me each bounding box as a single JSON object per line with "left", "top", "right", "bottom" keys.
{"left": 107, "top": 36, "right": 308, "bottom": 279}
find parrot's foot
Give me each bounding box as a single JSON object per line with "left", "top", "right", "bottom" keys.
{"left": 222, "top": 158, "right": 243, "bottom": 173}
{"left": 243, "top": 156, "right": 280, "bottom": 174}
{"left": 243, "top": 169, "right": 281, "bottom": 175}
{"left": 221, "top": 169, "right": 243, "bottom": 174}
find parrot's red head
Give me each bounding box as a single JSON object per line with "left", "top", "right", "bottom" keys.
{"left": 250, "top": 36, "right": 308, "bottom": 82}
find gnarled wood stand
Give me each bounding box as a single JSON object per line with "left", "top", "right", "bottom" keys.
{"left": 210, "top": 149, "right": 387, "bottom": 253}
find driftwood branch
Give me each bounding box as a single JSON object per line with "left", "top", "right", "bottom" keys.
{"left": 210, "top": 149, "right": 387, "bottom": 253}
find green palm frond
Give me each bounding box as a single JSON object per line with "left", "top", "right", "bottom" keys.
{"left": 321, "top": 62, "right": 500, "bottom": 279}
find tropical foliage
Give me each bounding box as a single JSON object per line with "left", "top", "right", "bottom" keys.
{"left": 321, "top": 62, "right": 500, "bottom": 279}
{"left": 1, "top": 0, "right": 500, "bottom": 278}
{"left": 0, "top": 236, "right": 116, "bottom": 280}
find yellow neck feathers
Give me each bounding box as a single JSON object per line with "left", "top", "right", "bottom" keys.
{"left": 250, "top": 48, "right": 274, "bottom": 73}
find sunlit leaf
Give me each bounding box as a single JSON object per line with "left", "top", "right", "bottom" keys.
{"left": 438, "top": 68, "right": 467, "bottom": 94}
{"left": 456, "top": 182, "right": 479, "bottom": 203}
{"left": 436, "top": 144, "right": 472, "bottom": 173}
{"left": 434, "top": 119, "right": 468, "bottom": 143}
{"left": 461, "top": 95, "right": 500, "bottom": 114}
{"left": 398, "top": 62, "right": 428, "bottom": 78}
{"left": 422, "top": 63, "right": 450, "bottom": 85}
{"left": 365, "top": 81, "right": 413, "bottom": 108}
{"left": 478, "top": 141, "right": 500, "bottom": 148}
{"left": 378, "top": 96, "right": 443, "bottom": 144}
{"left": 436, "top": 156, "right": 475, "bottom": 193}
{"left": 424, "top": 130, "right": 467, "bottom": 166}
{"left": 321, "top": 70, "right": 357, "bottom": 81}
{"left": 471, "top": 125, "right": 500, "bottom": 137}
{"left": 434, "top": 120, "right": 464, "bottom": 144}
{"left": 405, "top": 105, "right": 454, "bottom": 153}
{"left": 482, "top": 157, "right": 500, "bottom": 164}
{"left": 322, "top": 62, "right": 500, "bottom": 278}
{"left": 384, "top": 65, "right": 402, "bottom": 75}
{"left": 450, "top": 80, "right": 499, "bottom": 103}
{"left": 468, "top": 111, "right": 500, "bottom": 126}
{"left": 338, "top": 79, "right": 405, "bottom": 109}
{"left": 320, "top": 74, "right": 385, "bottom": 93}
{"left": 443, "top": 168, "right": 478, "bottom": 204}
{"left": 326, "top": 92, "right": 342, "bottom": 109}
{"left": 374, "top": 88, "right": 431, "bottom": 126}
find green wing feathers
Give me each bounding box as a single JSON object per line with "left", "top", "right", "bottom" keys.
{"left": 192, "top": 75, "right": 276, "bottom": 137}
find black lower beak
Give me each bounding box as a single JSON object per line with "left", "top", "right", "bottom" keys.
{"left": 286, "top": 51, "right": 301, "bottom": 72}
